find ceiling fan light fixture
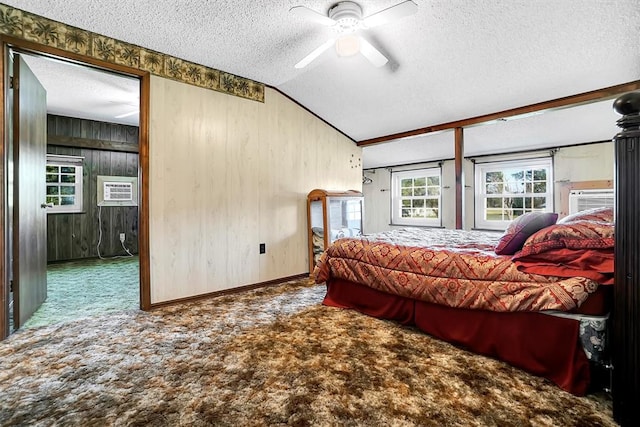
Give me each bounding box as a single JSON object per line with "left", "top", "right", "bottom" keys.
{"left": 291, "top": 1, "right": 416, "bottom": 68}
{"left": 329, "top": 1, "right": 363, "bottom": 34}
{"left": 335, "top": 35, "right": 360, "bottom": 57}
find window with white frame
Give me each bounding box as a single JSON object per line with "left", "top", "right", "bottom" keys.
{"left": 46, "top": 155, "right": 84, "bottom": 213}
{"left": 474, "top": 158, "right": 553, "bottom": 230}
{"left": 345, "top": 199, "right": 362, "bottom": 223}
{"left": 391, "top": 168, "right": 441, "bottom": 226}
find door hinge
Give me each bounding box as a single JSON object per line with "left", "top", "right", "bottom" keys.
{"left": 10, "top": 76, "right": 18, "bottom": 89}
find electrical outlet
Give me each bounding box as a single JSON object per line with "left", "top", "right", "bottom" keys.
{"left": 119, "top": 233, "right": 126, "bottom": 243}
{"left": 259, "top": 243, "right": 266, "bottom": 254}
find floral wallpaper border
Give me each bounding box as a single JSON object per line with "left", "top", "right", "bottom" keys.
{"left": 0, "top": 4, "right": 264, "bottom": 103}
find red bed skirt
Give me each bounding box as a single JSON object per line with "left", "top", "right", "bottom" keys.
{"left": 323, "top": 278, "right": 591, "bottom": 396}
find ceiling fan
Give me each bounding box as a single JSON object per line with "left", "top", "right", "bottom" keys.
{"left": 290, "top": 0, "right": 418, "bottom": 69}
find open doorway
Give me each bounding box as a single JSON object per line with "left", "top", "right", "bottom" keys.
{"left": 8, "top": 50, "right": 142, "bottom": 331}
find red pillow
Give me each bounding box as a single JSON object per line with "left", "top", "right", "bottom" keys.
{"left": 512, "top": 220, "right": 614, "bottom": 259}
{"left": 494, "top": 212, "right": 558, "bottom": 255}
{"left": 558, "top": 207, "right": 614, "bottom": 224}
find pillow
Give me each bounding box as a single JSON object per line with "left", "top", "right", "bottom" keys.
{"left": 558, "top": 207, "right": 614, "bottom": 224}
{"left": 494, "top": 212, "right": 558, "bottom": 255}
{"left": 512, "top": 220, "right": 615, "bottom": 259}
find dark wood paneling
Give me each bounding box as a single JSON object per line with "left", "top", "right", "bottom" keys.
{"left": 46, "top": 114, "right": 139, "bottom": 262}
{"left": 47, "top": 135, "right": 139, "bottom": 153}
{"left": 1, "top": 36, "right": 151, "bottom": 327}
{"left": 612, "top": 92, "right": 640, "bottom": 427}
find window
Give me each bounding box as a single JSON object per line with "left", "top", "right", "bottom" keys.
{"left": 475, "top": 158, "right": 553, "bottom": 230}
{"left": 392, "top": 168, "right": 441, "bottom": 226}
{"left": 46, "top": 155, "right": 83, "bottom": 213}
{"left": 345, "top": 199, "right": 362, "bottom": 224}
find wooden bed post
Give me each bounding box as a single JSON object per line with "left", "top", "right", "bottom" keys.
{"left": 612, "top": 91, "right": 640, "bottom": 426}
{"left": 454, "top": 127, "right": 464, "bottom": 229}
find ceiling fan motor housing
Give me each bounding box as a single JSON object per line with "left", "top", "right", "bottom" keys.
{"left": 329, "top": 1, "right": 363, "bottom": 33}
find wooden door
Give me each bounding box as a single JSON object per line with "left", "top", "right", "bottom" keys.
{"left": 12, "top": 53, "right": 47, "bottom": 328}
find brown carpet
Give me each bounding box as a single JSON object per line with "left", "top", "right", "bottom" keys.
{"left": 0, "top": 278, "right": 615, "bottom": 426}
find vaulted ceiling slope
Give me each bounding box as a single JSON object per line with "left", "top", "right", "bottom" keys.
{"left": 4, "top": 1, "right": 640, "bottom": 167}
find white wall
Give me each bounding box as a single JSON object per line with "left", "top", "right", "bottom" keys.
{"left": 363, "top": 160, "right": 457, "bottom": 233}
{"left": 362, "top": 168, "right": 391, "bottom": 233}
{"left": 553, "top": 142, "right": 614, "bottom": 184}
{"left": 553, "top": 142, "right": 614, "bottom": 216}
{"left": 149, "top": 78, "right": 361, "bottom": 303}
{"left": 365, "top": 142, "right": 614, "bottom": 233}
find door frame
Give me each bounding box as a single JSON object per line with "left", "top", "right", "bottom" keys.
{"left": 0, "top": 36, "right": 151, "bottom": 340}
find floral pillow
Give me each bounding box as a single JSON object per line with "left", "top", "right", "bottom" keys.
{"left": 494, "top": 212, "right": 558, "bottom": 255}
{"left": 512, "top": 220, "right": 615, "bottom": 259}
{"left": 558, "top": 207, "right": 614, "bottom": 224}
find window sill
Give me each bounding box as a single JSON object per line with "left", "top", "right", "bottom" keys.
{"left": 47, "top": 210, "right": 86, "bottom": 215}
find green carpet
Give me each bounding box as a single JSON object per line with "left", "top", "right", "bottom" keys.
{"left": 23, "top": 256, "right": 139, "bottom": 329}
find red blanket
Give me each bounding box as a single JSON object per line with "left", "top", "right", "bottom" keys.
{"left": 514, "top": 248, "right": 614, "bottom": 285}
{"left": 314, "top": 228, "right": 599, "bottom": 312}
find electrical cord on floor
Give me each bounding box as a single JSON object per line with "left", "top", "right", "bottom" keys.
{"left": 120, "top": 239, "right": 134, "bottom": 257}
{"left": 97, "top": 204, "right": 134, "bottom": 259}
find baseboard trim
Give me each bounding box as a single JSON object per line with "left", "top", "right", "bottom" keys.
{"left": 148, "top": 273, "right": 310, "bottom": 310}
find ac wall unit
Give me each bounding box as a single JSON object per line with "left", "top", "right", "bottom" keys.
{"left": 568, "top": 189, "right": 614, "bottom": 214}
{"left": 97, "top": 175, "right": 138, "bottom": 207}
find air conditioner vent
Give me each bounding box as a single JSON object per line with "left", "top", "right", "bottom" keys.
{"left": 104, "top": 182, "right": 132, "bottom": 201}
{"left": 97, "top": 175, "right": 138, "bottom": 207}
{"left": 569, "top": 189, "right": 614, "bottom": 214}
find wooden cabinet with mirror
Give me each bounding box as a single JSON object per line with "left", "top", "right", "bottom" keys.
{"left": 307, "top": 189, "right": 364, "bottom": 275}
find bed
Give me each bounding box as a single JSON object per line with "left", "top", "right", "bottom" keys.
{"left": 313, "top": 208, "right": 614, "bottom": 396}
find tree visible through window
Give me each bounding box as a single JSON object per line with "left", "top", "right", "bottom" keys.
{"left": 392, "top": 168, "right": 441, "bottom": 226}
{"left": 475, "top": 158, "right": 552, "bottom": 230}
{"left": 46, "top": 155, "right": 83, "bottom": 213}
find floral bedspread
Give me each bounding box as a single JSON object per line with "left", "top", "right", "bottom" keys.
{"left": 313, "top": 228, "right": 599, "bottom": 312}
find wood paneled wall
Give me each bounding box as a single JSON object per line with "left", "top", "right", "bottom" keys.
{"left": 46, "top": 115, "right": 139, "bottom": 262}
{"left": 149, "top": 78, "right": 362, "bottom": 304}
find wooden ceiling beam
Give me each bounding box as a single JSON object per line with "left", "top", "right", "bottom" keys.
{"left": 48, "top": 135, "right": 139, "bottom": 153}
{"left": 357, "top": 80, "right": 640, "bottom": 147}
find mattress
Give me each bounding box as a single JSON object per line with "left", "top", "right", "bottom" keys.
{"left": 542, "top": 311, "right": 609, "bottom": 363}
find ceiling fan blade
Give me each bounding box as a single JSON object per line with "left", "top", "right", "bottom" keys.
{"left": 290, "top": 6, "right": 336, "bottom": 26}
{"left": 295, "top": 39, "right": 335, "bottom": 69}
{"left": 362, "top": 0, "right": 418, "bottom": 28}
{"left": 359, "top": 37, "right": 388, "bottom": 67}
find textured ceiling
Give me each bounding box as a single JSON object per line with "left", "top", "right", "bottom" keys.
{"left": 21, "top": 54, "right": 140, "bottom": 126}
{"left": 4, "top": 0, "right": 640, "bottom": 168}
